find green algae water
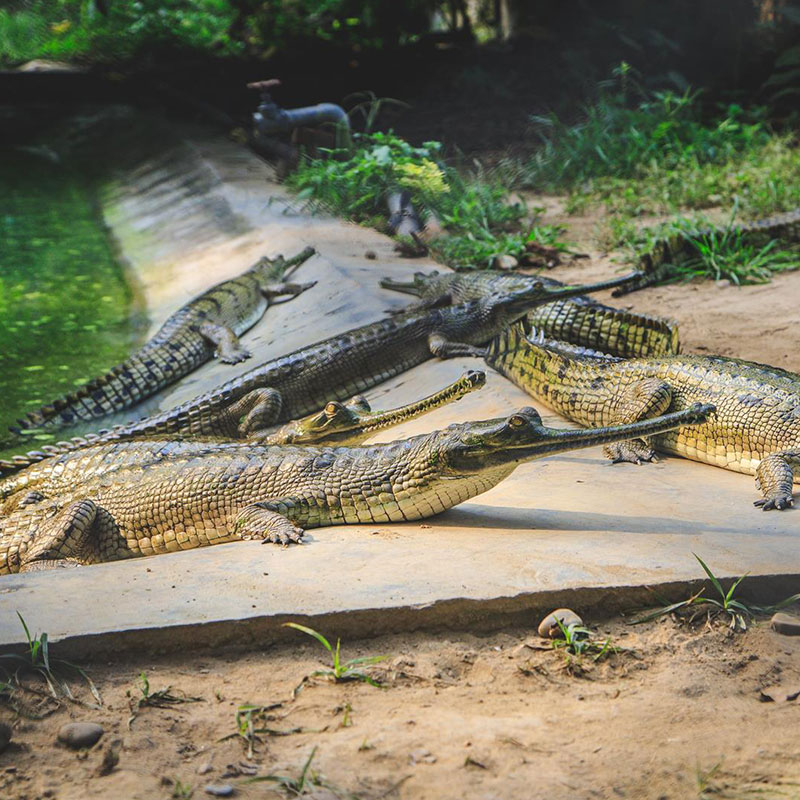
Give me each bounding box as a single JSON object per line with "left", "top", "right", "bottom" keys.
{"left": 0, "top": 152, "right": 135, "bottom": 457}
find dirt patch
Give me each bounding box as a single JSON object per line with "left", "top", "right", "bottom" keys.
{"left": 2, "top": 612, "right": 799, "bottom": 800}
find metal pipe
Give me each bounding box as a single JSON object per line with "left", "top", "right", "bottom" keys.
{"left": 248, "top": 79, "right": 350, "bottom": 139}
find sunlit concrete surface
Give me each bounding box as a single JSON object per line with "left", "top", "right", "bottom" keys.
{"left": 1, "top": 124, "right": 798, "bottom": 656}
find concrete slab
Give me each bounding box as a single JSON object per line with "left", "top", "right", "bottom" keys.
{"left": 2, "top": 124, "right": 799, "bottom": 657}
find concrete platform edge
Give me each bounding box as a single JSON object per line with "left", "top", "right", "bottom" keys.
{"left": 2, "top": 573, "right": 796, "bottom": 661}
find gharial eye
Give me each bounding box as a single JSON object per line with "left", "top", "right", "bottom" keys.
{"left": 509, "top": 414, "right": 526, "bottom": 428}
{"left": 325, "top": 402, "right": 340, "bottom": 415}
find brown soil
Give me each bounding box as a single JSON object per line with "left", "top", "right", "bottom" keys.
{"left": 2, "top": 613, "right": 800, "bottom": 800}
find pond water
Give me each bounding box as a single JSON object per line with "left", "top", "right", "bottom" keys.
{"left": 0, "top": 152, "right": 136, "bottom": 458}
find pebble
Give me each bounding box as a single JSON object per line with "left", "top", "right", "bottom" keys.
{"left": 770, "top": 611, "right": 800, "bottom": 636}
{"left": 204, "top": 785, "right": 235, "bottom": 797}
{"left": 0, "top": 722, "right": 11, "bottom": 753}
{"left": 715, "top": 279, "right": 731, "bottom": 288}
{"left": 537, "top": 608, "right": 583, "bottom": 638}
{"left": 57, "top": 722, "right": 104, "bottom": 749}
{"left": 493, "top": 254, "right": 519, "bottom": 270}
{"left": 364, "top": 250, "right": 377, "bottom": 260}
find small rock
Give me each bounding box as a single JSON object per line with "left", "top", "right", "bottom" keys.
{"left": 197, "top": 761, "right": 213, "bottom": 775}
{"left": 771, "top": 612, "right": 800, "bottom": 636}
{"left": 537, "top": 608, "right": 583, "bottom": 639}
{"left": 57, "top": 722, "right": 103, "bottom": 749}
{"left": 205, "top": 785, "right": 235, "bottom": 797}
{"left": 0, "top": 722, "right": 12, "bottom": 753}
{"left": 364, "top": 250, "right": 377, "bottom": 260}
{"left": 715, "top": 279, "right": 731, "bottom": 288}
{"left": 493, "top": 254, "right": 519, "bottom": 271}
{"left": 409, "top": 748, "right": 437, "bottom": 765}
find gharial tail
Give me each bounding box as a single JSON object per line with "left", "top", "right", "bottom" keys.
{"left": 485, "top": 322, "right": 619, "bottom": 376}
{"left": 528, "top": 301, "right": 680, "bottom": 357}
{"left": 0, "top": 431, "right": 112, "bottom": 478}
{"left": 10, "top": 348, "right": 203, "bottom": 433}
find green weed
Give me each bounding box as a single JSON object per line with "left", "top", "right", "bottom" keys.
{"left": 171, "top": 779, "right": 194, "bottom": 800}
{"left": 670, "top": 228, "right": 800, "bottom": 285}
{"left": 526, "top": 64, "right": 769, "bottom": 190}
{"left": 126, "top": 671, "right": 202, "bottom": 727}
{"left": 0, "top": 612, "right": 101, "bottom": 705}
{"left": 598, "top": 209, "right": 800, "bottom": 286}
{"left": 223, "top": 702, "right": 302, "bottom": 759}
{"left": 632, "top": 554, "right": 800, "bottom": 631}
{"left": 428, "top": 223, "right": 567, "bottom": 269}
{"left": 248, "top": 747, "right": 328, "bottom": 795}
{"left": 524, "top": 63, "right": 800, "bottom": 218}
{"left": 286, "top": 130, "right": 567, "bottom": 269}
{"left": 283, "top": 623, "right": 387, "bottom": 687}
{"left": 550, "top": 621, "right": 617, "bottom": 671}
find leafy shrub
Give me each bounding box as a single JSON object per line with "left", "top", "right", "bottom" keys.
{"left": 287, "top": 131, "right": 558, "bottom": 268}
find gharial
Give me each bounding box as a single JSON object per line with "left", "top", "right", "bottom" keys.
{"left": 0, "top": 371, "right": 486, "bottom": 486}
{"left": 12, "top": 247, "right": 317, "bottom": 433}
{"left": 0, "top": 403, "right": 712, "bottom": 573}
{"left": 381, "top": 269, "right": 679, "bottom": 358}
{"left": 487, "top": 323, "right": 800, "bottom": 510}
{"left": 2, "top": 271, "right": 638, "bottom": 457}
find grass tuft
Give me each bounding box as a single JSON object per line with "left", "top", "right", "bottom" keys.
{"left": 283, "top": 622, "right": 387, "bottom": 689}
{"left": 0, "top": 612, "right": 101, "bottom": 707}
{"left": 524, "top": 63, "right": 800, "bottom": 219}
{"left": 631, "top": 554, "right": 800, "bottom": 631}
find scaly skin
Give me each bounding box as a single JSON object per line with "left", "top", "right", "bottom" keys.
{"left": 256, "top": 370, "right": 486, "bottom": 446}
{"left": 381, "top": 270, "right": 679, "bottom": 357}
{"left": 486, "top": 323, "right": 800, "bottom": 510}
{"left": 0, "top": 371, "right": 486, "bottom": 481}
{"left": 0, "top": 403, "right": 712, "bottom": 573}
{"left": 13, "top": 247, "right": 317, "bottom": 432}
{"left": 0, "top": 272, "right": 630, "bottom": 487}
{"left": 612, "top": 209, "right": 800, "bottom": 296}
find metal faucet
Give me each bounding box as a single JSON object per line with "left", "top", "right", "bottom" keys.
{"left": 247, "top": 79, "right": 350, "bottom": 144}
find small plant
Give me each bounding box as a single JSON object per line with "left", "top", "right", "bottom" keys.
{"left": 171, "top": 779, "right": 193, "bottom": 799}
{"left": 0, "top": 612, "right": 101, "bottom": 705}
{"left": 223, "top": 702, "right": 302, "bottom": 759}
{"left": 429, "top": 224, "right": 569, "bottom": 269}
{"left": 283, "top": 623, "right": 387, "bottom": 687}
{"left": 632, "top": 554, "right": 800, "bottom": 631}
{"left": 133, "top": 671, "right": 202, "bottom": 710}
{"left": 127, "top": 671, "right": 201, "bottom": 728}
{"left": 550, "top": 621, "right": 617, "bottom": 666}
{"left": 248, "top": 747, "right": 353, "bottom": 797}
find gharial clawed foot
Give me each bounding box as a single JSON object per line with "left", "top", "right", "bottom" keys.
{"left": 754, "top": 493, "right": 795, "bottom": 511}
{"left": 218, "top": 344, "right": 252, "bottom": 365}
{"left": 603, "top": 439, "right": 657, "bottom": 465}
{"left": 234, "top": 503, "right": 305, "bottom": 545}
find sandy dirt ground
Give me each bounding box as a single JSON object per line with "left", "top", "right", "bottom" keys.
{"left": 2, "top": 612, "right": 800, "bottom": 800}
{"left": 4, "top": 197, "right": 800, "bottom": 800}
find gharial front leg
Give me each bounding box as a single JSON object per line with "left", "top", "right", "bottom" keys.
{"left": 225, "top": 388, "right": 284, "bottom": 437}
{"left": 198, "top": 320, "right": 251, "bottom": 364}
{"left": 428, "top": 332, "right": 487, "bottom": 359}
{"left": 261, "top": 280, "right": 317, "bottom": 301}
{"left": 755, "top": 449, "right": 800, "bottom": 510}
{"left": 234, "top": 500, "right": 307, "bottom": 545}
{"left": 601, "top": 378, "right": 673, "bottom": 464}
